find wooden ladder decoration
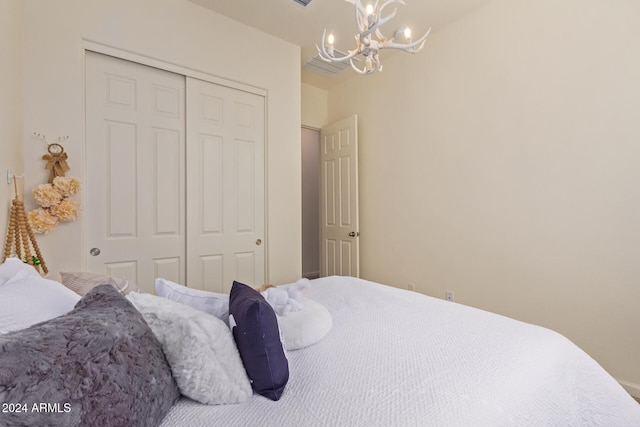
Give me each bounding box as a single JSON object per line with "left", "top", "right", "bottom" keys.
{"left": 3, "top": 175, "right": 48, "bottom": 274}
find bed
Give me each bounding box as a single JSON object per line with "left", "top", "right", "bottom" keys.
{"left": 162, "top": 275, "right": 640, "bottom": 426}
{"left": 1, "top": 259, "right": 639, "bottom": 426}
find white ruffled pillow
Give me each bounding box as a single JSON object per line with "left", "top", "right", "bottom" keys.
{"left": 127, "top": 292, "right": 251, "bottom": 405}
{"left": 277, "top": 298, "right": 333, "bottom": 350}
{"left": 0, "top": 269, "right": 81, "bottom": 334}
{"left": 0, "top": 257, "right": 40, "bottom": 286}
{"left": 155, "top": 278, "right": 229, "bottom": 324}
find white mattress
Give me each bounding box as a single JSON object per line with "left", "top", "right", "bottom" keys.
{"left": 161, "top": 276, "right": 640, "bottom": 426}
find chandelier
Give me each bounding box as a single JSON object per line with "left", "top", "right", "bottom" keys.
{"left": 317, "top": 0, "right": 431, "bottom": 75}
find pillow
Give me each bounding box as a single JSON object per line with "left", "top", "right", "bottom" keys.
{"left": 155, "top": 277, "right": 229, "bottom": 323}
{"left": 0, "top": 285, "right": 179, "bottom": 427}
{"left": 60, "top": 271, "right": 140, "bottom": 296}
{"left": 278, "top": 297, "right": 333, "bottom": 350}
{"left": 0, "top": 257, "right": 40, "bottom": 286}
{"left": 0, "top": 270, "right": 81, "bottom": 334}
{"left": 127, "top": 292, "right": 252, "bottom": 405}
{"left": 229, "top": 281, "right": 289, "bottom": 401}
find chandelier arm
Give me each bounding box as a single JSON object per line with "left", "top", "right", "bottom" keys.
{"left": 317, "top": 46, "right": 361, "bottom": 63}
{"left": 361, "top": 7, "right": 397, "bottom": 40}
{"left": 348, "top": 0, "right": 369, "bottom": 33}
{"left": 316, "top": 28, "right": 334, "bottom": 61}
{"left": 383, "top": 40, "right": 426, "bottom": 53}
{"left": 316, "top": 47, "right": 334, "bottom": 63}
{"left": 371, "top": 55, "right": 382, "bottom": 73}
{"left": 316, "top": 28, "right": 363, "bottom": 63}
{"left": 374, "top": 28, "right": 387, "bottom": 42}
{"left": 384, "top": 27, "right": 431, "bottom": 51}
{"left": 317, "top": 46, "right": 362, "bottom": 63}
{"left": 327, "top": 49, "right": 362, "bottom": 62}
{"left": 349, "top": 58, "right": 369, "bottom": 75}
{"left": 351, "top": 59, "right": 380, "bottom": 76}
{"left": 356, "top": 10, "right": 367, "bottom": 33}
{"left": 350, "top": 53, "right": 381, "bottom": 75}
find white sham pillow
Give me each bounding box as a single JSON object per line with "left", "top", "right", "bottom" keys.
{"left": 0, "top": 270, "right": 81, "bottom": 334}
{"left": 127, "top": 292, "right": 252, "bottom": 405}
{"left": 277, "top": 297, "right": 333, "bottom": 350}
{"left": 155, "top": 278, "right": 229, "bottom": 324}
{"left": 0, "top": 257, "right": 40, "bottom": 286}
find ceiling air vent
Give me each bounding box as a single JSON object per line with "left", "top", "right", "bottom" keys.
{"left": 292, "top": 0, "right": 313, "bottom": 6}
{"left": 303, "top": 50, "right": 359, "bottom": 77}
{"left": 304, "top": 56, "right": 348, "bottom": 77}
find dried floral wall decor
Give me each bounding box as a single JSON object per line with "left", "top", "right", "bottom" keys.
{"left": 28, "top": 134, "right": 81, "bottom": 234}
{"left": 28, "top": 177, "right": 81, "bottom": 233}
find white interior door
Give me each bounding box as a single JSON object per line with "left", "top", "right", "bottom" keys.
{"left": 85, "top": 51, "right": 186, "bottom": 292}
{"left": 320, "top": 114, "right": 359, "bottom": 277}
{"left": 186, "top": 78, "right": 265, "bottom": 292}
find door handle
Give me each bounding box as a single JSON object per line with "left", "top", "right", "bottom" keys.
{"left": 90, "top": 248, "right": 101, "bottom": 256}
{"left": 348, "top": 232, "right": 360, "bottom": 237}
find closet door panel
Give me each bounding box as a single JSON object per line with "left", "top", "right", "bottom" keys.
{"left": 187, "top": 78, "right": 265, "bottom": 292}
{"left": 85, "top": 52, "right": 186, "bottom": 292}
{"left": 154, "top": 128, "right": 182, "bottom": 235}
{"left": 200, "top": 134, "right": 223, "bottom": 234}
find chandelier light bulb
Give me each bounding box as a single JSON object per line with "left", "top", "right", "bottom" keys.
{"left": 327, "top": 32, "right": 335, "bottom": 56}
{"left": 404, "top": 27, "right": 412, "bottom": 40}
{"left": 366, "top": 3, "right": 374, "bottom": 16}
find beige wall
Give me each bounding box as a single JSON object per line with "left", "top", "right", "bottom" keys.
{"left": 19, "top": 0, "right": 301, "bottom": 284}
{"left": 328, "top": 0, "right": 640, "bottom": 395}
{"left": 301, "top": 83, "right": 328, "bottom": 129}
{"left": 0, "top": 0, "right": 23, "bottom": 237}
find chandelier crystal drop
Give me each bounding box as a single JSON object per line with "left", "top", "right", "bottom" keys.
{"left": 317, "top": 0, "right": 431, "bottom": 75}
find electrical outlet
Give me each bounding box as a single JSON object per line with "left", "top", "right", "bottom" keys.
{"left": 445, "top": 291, "right": 454, "bottom": 302}
{"left": 407, "top": 282, "right": 416, "bottom": 291}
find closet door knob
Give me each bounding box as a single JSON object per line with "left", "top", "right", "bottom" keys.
{"left": 255, "top": 239, "right": 262, "bottom": 246}
{"left": 90, "top": 248, "right": 101, "bottom": 256}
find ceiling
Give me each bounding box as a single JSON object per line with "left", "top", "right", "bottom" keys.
{"left": 187, "top": 0, "right": 491, "bottom": 88}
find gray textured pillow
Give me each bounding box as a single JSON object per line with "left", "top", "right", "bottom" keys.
{"left": 0, "top": 285, "right": 180, "bottom": 427}
{"left": 60, "top": 271, "right": 140, "bottom": 296}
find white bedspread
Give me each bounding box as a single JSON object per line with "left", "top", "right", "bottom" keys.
{"left": 161, "top": 276, "right": 640, "bottom": 426}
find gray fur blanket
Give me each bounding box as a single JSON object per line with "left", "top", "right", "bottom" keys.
{"left": 0, "top": 284, "right": 179, "bottom": 427}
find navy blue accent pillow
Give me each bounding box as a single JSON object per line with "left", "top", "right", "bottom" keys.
{"left": 229, "top": 281, "right": 289, "bottom": 401}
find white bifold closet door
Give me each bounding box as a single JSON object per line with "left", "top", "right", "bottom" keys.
{"left": 85, "top": 51, "right": 265, "bottom": 293}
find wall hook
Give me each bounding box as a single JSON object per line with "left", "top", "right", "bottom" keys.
{"left": 34, "top": 132, "right": 69, "bottom": 146}
{"left": 6, "top": 169, "right": 24, "bottom": 185}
